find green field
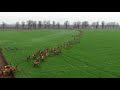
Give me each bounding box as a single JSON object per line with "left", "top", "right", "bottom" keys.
{"left": 1, "top": 29, "right": 120, "bottom": 78}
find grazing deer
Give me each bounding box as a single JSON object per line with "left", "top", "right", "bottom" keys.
{"left": 2, "top": 66, "right": 12, "bottom": 76}
{"left": 32, "top": 54, "right": 36, "bottom": 59}
{"left": 34, "top": 59, "right": 40, "bottom": 67}
{"left": 11, "top": 65, "right": 18, "bottom": 72}
{"left": 40, "top": 53, "right": 46, "bottom": 61}
{"left": 57, "top": 46, "right": 62, "bottom": 53}
{"left": 49, "top": 48, "right": 54, "bottom": 56}
{"left": 36, "top": 49, "right": 41, "bottom": 55}
{"left": 52, "top": 48, "right": 59, "bottom": 55}
{"left": 44, "top": 48, "right": 49, "bottom": 57}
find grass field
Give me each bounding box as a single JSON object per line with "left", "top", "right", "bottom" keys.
{"left": 1, "top": 29, "right": 120, "bottom": 78}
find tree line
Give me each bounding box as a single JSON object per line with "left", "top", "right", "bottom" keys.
{"left": 0, "top": 20, "right": 119, "bottom": 29}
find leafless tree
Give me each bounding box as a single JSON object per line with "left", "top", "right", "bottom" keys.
{"left": 21, "top": 21, "right": 25, "bottom": 29}
{"left": 38, "top": 21, "right": 42, "bottom": 28}
{"left": 43, "top": 20, "right": 47, "bottom": 28}
{"left": 73, "top": 22, "right": 77, "bottom": 29}
{"left": 116, "top": 23, "right": 119, "bottom": 28}
{"left": 33, "top": 21, "right": 37, "bottom": 29}
{"left": 2, "top": 22, "right": 5, "bottom": 29}
{"left": 91, "top": 22, "right": 96, "bottom": 28}
{"left": 101, "top": 21, "right": 105, "bottom": 28}
{"left": 64, "top": 21, "right": 69, "bottom": 29}
{"left": 96, "top": 22, "right": 99, "bottom": 28}
{"left": 52, "top": 21, "right": 55, "bottom": 28}
{"left": 112, "top": 22, "right": 116, "bottom": 28}
{"left": 82, "top": 21, "right": 89, "bottom": 28}
{"left": 27, "top": 20, "right": 33, "bottom": 29}
{"left": 56, "top": 22, "right": 60, "bottom": 29}
{"left": 47, "top": 21, "right": 50, "bottom": 28}
{"left": 15, "top": 22, "right": 20, "bottom": 29}
{"left": 77, "top": 21, "right": 81, "bottom": 29}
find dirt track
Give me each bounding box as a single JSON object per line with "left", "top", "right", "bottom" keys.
{"left": 0, "top": 50, "right": 15, "bottom": 78}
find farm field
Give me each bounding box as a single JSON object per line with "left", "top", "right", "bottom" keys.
{"left": 1, "top": 29, "right": 120, "bottom": 78}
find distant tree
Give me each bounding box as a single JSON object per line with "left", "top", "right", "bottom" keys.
{"left": 116, "top": 23, "right": 119, "bottom": 28}
{"left": 101, "top": 21, "right": 105, "bottom": 28}
{"left": 73, "top": 22, "right": 77, "bottom": 29}
{"left": 33, "top": 21, "right": 37, "bottom": 29}
{"left": 64, "top": 21, "right": 69, "bottom": 29}
{"left": 21, "top": 21, "right": 25, "bottom": 29}
{"left": 27, "top": 20, "right": 30, "bottom": 29}
{"left": 52, "top": 21, "right": 55, "bottom": 28}
{"left": 96, "top": 22, "right": 99, "bottom": 28}
{"left": 112, "top": 22, "right": 116, "bottom": 28}
{"left": 82, "top": 21, "right": 89, "bottom": 28}
{"left": 91, "top": 22, "right": 95, "bottom": 28}
{"left": 43, "top": 20, "right": 47, "bottom": 28}
{"left": 2, "top": 22, "right": 5, "bottom": 29}
{"left": 56, "top": 22, "right": 60, "bottom": 29}
{"left": 15, "top": 22, "right": 20, "bottom": 29}
{"left": 38, "top": 21, "right": 42, "bottom": 28}
{"left": 47, "top": 21, "right": 50, "bottom": 28}
{"left": 108, "top": 22, "right": 112, "bottom": 28}
{"left": 27, "top": 20, "right": 33, "bottom": 29}
{"left": 77, "top": 21, "right": 81, "bottom": 29}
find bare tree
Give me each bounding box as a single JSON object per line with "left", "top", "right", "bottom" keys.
{"left": 116, "top": 23, "right": 119, "bottom": 28}
{"left": 64, "top": 21, "right": 69, "bottom": 29}
{"left": 52, "top": 21, "right": 55, "bottom": 28}
{"left": 27, "top": 20, "right": 33, "bottom": 29}
{"left": 56, "top": 22, "right": 60, "bottom": 29}
{"left": 15, "top": 22, "right": 20, "bottom": 29}
{"left": 77, "top": 21, "right": 81, "bottom": 29}
{"left": 73, "top": 22, "right": 77, "bottom": 29}
{"left": 95, "top": 22, "right": 99, "bottom": 28}
{"left": 21, "top": 21, "right": 25, "bottom": 29}
{"left": 2, "top": 22, "right": 5, "bottom": 29}
{"left": 33, "top": 21, "right": 37, "bottom": 29}
{"left": 38, "top": 21, "right": 42, "bottom": 28}
{"left": 105, "top": 22, "right": 116, "bottom": 28}
{"left": 101, "top": 21, "right": 105, "bottom": 28}
{"left": 82, "top": 21, "right": 89, "bottom": 28}
{"left": 112, "top": 22, "right": 116, "bottom": 28}
{"left": 91, "top": 22, "right": 96, "bottom": 28}
{"left": 47, "top": 21, "right": 50, "bottom": 28}
{"left": 43, "top": 20, "right": 47, "bottom": 28}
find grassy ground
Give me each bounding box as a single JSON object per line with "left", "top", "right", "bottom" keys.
{"left": 0, "top": 29, "right": 78, "bottom": 78}
{"left": 1, "top": 29, "right": 120, "bottom": 78}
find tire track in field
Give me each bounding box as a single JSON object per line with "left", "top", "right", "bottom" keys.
{"left": 16, "top": 66, "right": 36, "bottom": 78}
{"left": 59, "top": 30, "right": 118, "bottom": 77}
{"left": 60, "top": 54, "right": 98, "bottom": 77}
{"left": 62, "top": 54, "right": 118, "bottom": 77}
{"left": 17, "top": 68, "right": 30, "bottom": 78}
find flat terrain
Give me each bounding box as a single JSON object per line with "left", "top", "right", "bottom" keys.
{"left": 0, "top": 29, "right": 120, "bottom": 78}
{"left": 0, "top": 29, "right": 78, "bottom": 78}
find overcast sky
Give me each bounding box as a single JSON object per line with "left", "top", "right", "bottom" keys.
{"left": 0, "top": 12, "right": 120, "bottom": 24}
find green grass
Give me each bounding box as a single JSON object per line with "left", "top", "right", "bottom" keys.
{"left": 1, "top": 28, "right": 120, "bottom": 78}
{"left": 0, "top": 29, "right": 78, "bottom": 78}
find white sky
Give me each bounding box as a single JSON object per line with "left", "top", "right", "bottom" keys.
{"left": 0, "top": 12, "right": 120, "bottom": 24}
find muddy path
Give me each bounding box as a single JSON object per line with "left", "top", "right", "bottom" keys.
{"left": 0, "top": 51, "right": 15, "bottom": 78}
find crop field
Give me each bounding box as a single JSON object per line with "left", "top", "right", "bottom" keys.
{"left": 1, "top": 29, "right": 120, "bottom": 78}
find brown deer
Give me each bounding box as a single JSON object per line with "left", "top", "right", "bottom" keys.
{"left": 34, "top": 59, "right": 40, "bottom": 67}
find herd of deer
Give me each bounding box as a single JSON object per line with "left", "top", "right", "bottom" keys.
{"left": 0, "top": 30, "right": 82, "bottom": 77}
{"left": 27, "top": 47, "right": 62, "bottom": 67}
{"left": 27, "top": 30, "right": 82, "bottom": 67}
{"left": 0, "top": 64, "right": 17, "bottom": 77}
